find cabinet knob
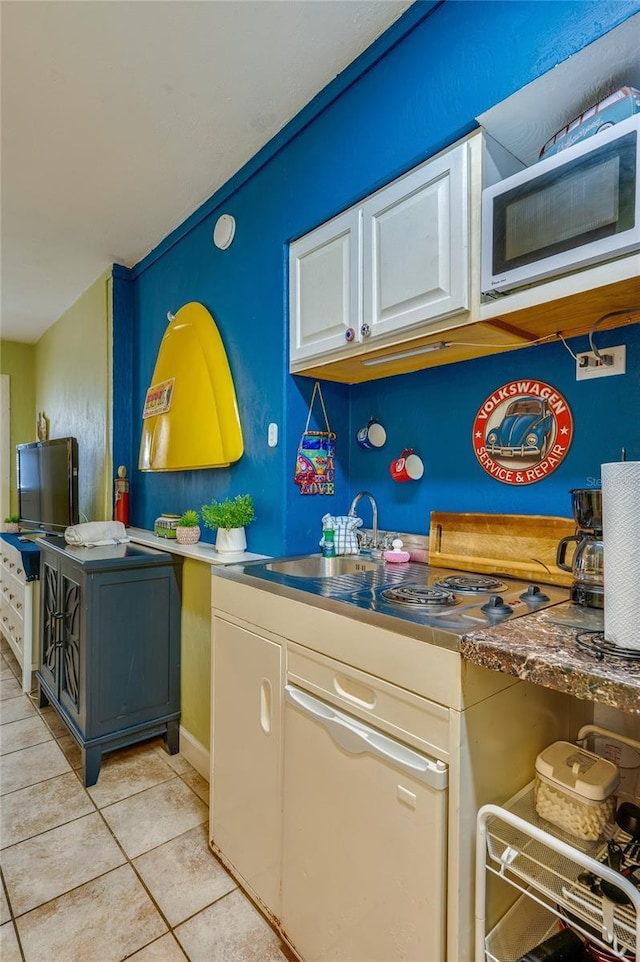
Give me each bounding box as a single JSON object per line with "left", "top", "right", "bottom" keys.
{"left": 345, "top": 327, "right": 356, "bottom": 342}
{"left": 360, "top": 323, "right": 371, "bottom": 338}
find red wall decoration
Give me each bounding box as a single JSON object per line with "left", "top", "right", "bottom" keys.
{"left": 472, "top": 380, "right": 573, "bottom": 485}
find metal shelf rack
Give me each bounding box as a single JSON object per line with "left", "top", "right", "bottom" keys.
{"left": 476, "top": 727, "right": 640, "bottom": 962}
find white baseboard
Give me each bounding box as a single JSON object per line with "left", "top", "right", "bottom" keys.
{"left": 179, "top": 726, "right": 210, "bottom": 782}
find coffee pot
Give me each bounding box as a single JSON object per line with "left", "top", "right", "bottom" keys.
{"left": 556, "top": 488, "right": 604, "bottom": 608}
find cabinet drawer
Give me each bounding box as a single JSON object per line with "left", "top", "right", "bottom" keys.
{"left": 0, "top": 595, "right": 12, "bottom": 634}
{"left": 2, "top": 575, "right": 25, "bottom": 614}
{"left": 287, "top": 642, "right": 449, "bottom": 760}
{"left": 1, "top": 542, "right": 28, "bottom": 581}
{"left": 1, "top": 599, "right": 23, "bottom": 647}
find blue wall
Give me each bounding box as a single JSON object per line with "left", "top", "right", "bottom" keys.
{"left": 349, "top": 324, "right": 640, "bottom": 536}
{"left": 113, "top": 0, "right": 640, "bottom": 556}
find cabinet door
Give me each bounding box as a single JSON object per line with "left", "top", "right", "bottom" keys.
{"left": 362, "top": 141, "right": 469, "bottom": 340}
{"left": 40, "top": 555, "right": 83, "bottom": 721}
{"left": 211, "top": 617, "right": 282, "bottom": 915}
{"left": 89, "top": 565, "right": 180, "bottom": 736}
{"left": 39, "top": 555, "right": 60, "bottom": 695}
{"left": 289, "top": 208, "right": 361, "bottom": 364}
{"left": 282, "top": 689, "right": 447, "bottom": 962}
{"left": 57, "top": 559, "right": 82, "bottom": 726}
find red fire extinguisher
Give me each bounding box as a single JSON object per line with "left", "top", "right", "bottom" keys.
{"left": 114, "top": 465, "right": 129, "bottom": 526}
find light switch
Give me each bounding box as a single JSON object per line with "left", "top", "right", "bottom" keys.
{"left": 268, "top": 423, "right": 278, "bottom": 447}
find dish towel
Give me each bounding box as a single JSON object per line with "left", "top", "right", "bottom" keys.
{"left": 64, "top": 521, "right": 130, "bottom": 547}
{"left": 319, "top": 514, "right": 362, "bottom": 555}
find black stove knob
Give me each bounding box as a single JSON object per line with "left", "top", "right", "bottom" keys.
{"left": 520, "top": 584, "right": 551, "bottom": 605}
{"left": 481, "top": 595, "right": 513, "bottom": 617}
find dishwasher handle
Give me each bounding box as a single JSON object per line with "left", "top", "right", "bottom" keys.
{"left": 285, "top": 685, "right": 448, "bottom": 791}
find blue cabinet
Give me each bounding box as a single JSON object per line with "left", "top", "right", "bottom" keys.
{"left": 38, "top": 537, "right": 182, "bottom": 786}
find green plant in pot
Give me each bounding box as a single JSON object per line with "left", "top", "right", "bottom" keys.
{"left": 201, "top": 494, "right": 255, "bottom": 553}
{"left": 3, "top": 514, "right": 20, "bottom": 534}
{"left": 175, "top": 509, "right": 201, "bottom": 545}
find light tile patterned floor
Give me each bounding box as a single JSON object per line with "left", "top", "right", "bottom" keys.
{"left": 0, "top": 639, "right": 294, "bottom": 962}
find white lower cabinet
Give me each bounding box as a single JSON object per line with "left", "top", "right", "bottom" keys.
{"left": 281, "top": 682, "right": 448, "bottom": 962}
{"left": 0, "top": 538, "right": 39, "bottom": 692}
{"left": 210, "top": 579, "right": 588, "bottom": 961}
{"left": 210, "top": 616, "right": 283, "bottom": 916}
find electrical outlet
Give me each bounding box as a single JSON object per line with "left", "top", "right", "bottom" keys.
{"left": 575, "top": 345, "right": 626, "bottom": 380}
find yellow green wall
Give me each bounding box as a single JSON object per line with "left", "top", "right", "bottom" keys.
{"left": 180, "top": 558, "right": 212, "bottom": 750}
{"left": 4, "top": 269, "right": 211, "bottom": 756}
{"left": 34, "top": 270, "right": 112, "bottom": 522}
{"left": 0, "top": 341, "right": 36, "bottom": 515}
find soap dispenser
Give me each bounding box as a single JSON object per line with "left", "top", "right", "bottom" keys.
{"left": 322, "top": 521, "right": 336, "bottom": 558}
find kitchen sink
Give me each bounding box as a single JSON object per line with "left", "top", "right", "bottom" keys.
{"left": 264, "top": 555, "right": 380, "bottom": 578}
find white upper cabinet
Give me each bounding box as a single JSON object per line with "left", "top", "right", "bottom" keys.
{"left": 289, "top": 208, "right": 361, "bottom": 364}
{"left": 362, "top": 142, "right": 468, "bottom": 341}
{"left": 289, "top": 137, "right": 472, "bottom": 372}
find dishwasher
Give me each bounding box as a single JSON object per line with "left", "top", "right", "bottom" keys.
{"left": 281, "top": 677, "right": 449, "bottom": 962}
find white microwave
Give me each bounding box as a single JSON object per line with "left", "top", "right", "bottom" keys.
{"left": 481, "top": 113, "right": 640, "bottom": 294}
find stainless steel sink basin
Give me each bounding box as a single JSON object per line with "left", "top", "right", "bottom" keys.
{"left": 264, "top": 555, "right": 380, "bottom": 578}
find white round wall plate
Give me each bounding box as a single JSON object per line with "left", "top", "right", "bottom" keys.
{"left": 213, "top": 214, "right": 236, "bottom": 250}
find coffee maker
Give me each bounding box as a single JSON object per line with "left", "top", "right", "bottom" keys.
{"left": 556, "top": 489, "right": 604, "bottom": 608}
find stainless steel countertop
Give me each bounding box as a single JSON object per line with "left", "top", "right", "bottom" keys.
{"left": 212, "top": 555, "right": 640, "bottom": 713}
{"left": 211, "top": 554, "right": 569, "bottom": 653}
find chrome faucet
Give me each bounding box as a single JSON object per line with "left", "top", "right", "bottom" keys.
{"left": 348, "top": 491, "right": 378, "bottom": 552}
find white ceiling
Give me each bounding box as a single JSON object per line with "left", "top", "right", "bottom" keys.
{"left": 0, "top": 0, "right": 412, "bottom": 344}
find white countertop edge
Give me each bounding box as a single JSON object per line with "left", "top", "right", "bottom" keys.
{"left": 127, "top": 527, "right": 269, "bottom": 566}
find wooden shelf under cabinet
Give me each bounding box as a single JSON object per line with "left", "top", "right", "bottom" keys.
{"left": 295, "top": 271, "right": 640, "bottom": 384}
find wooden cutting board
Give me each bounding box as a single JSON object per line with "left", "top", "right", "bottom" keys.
{"left": 428, "top": 512, "right": 576, "bottom": 586}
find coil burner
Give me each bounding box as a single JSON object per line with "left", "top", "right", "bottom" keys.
{"left": 434, "top": 574, "right": 508, "bottom": 594}
{"left": 575, "top": 631, "right": 640, "bottom": 662}
{"left": 380, "top": 584, "right": 457, "bottom": 608}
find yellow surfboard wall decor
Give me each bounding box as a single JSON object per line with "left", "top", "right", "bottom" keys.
{"left": 139, "top": 302, "right": 244, "bottom": 471}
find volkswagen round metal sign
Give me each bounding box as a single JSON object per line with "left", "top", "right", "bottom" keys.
{"left": 472, "top": 380, "right": 573, "bottom": 485}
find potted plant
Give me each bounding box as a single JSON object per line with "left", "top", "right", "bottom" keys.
{"left": 175, "top": 509, "right": 200, "bottom": 545}
{"left": 3, "top": 515, "right": 20, "bottom": 534}
{"left": 201, "top": 493, "right": 255, "bottom": 553}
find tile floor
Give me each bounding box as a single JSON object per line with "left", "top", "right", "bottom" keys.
{"left": 0, "top": 638, "right": 294, "bottom": 962}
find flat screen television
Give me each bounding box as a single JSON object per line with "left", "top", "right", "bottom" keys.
{"left": 17, "top": 437, "right": 79, "bottom": 532}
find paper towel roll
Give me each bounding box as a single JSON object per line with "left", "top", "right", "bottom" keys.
{"left": 602, "top": 461, "right": 640, "bottom": 650}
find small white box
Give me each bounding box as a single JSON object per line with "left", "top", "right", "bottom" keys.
{"left": 534, "top": 741, "right": 619, "bottom": 841}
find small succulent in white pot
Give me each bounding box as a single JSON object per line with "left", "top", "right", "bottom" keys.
{"left": 175, "top": 509, "right": 200, "bottom": 545}
{"left": 3, "top": 515, "right": 20, "bottom": 534}
{"left": 201, "top": 494, "right": 255, "bottom": 553}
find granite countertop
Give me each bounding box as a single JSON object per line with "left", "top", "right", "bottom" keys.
{"left": 461, "top": 601, "right": 640, "bottom": 714}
